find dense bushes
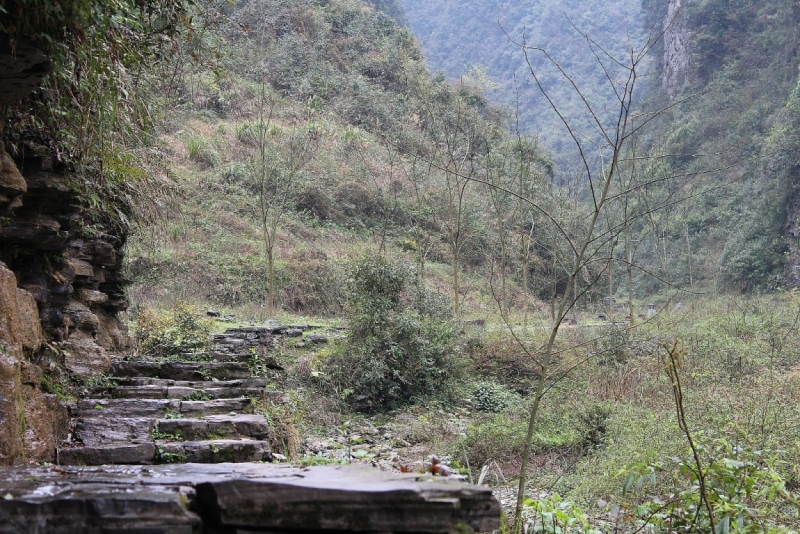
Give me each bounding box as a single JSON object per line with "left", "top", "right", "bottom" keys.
{"left": 324, "top": 255, "right": 458, "bottom": 410}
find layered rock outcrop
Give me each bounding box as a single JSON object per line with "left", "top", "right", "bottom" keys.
{"left": 0, "top": 142, "right": 131, "bottom": 463}
{"left": 0, "top": 463, "right": 500, "bottom": 533}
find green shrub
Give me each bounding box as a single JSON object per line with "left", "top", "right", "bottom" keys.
{"left": 521, "top": 494, "right": 601, "bottom": 534}
{"left": 135, "top": 301, "right": 212, "bottom": 357}
{"left": 459, "top": 407, "right": 581, "bottom": 469}
{"left": 235, "top": 121, "right": 258, "bottom": 145}
{"left": 472, "top": 381, "right": 519, "bottom": 412}
{"left": 324, "top": 255, "right": 458, "bottom": 410}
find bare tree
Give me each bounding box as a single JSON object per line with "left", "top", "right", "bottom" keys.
{"left": 252, "top": 84, "right": 314, "bottom": 312}
{"left": 502, "top": 27, "right": 675, "bottom": 533}
{"left": 422, "top": 81, "right": 488, "bottom": 317}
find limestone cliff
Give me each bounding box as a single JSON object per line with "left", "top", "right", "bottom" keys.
{"left": 662, "top": 0, "right": 689, "bottom": 98}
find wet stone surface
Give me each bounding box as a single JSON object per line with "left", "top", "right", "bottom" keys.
{"left": 0, "top": 463, "right": 500, "bottom": 533}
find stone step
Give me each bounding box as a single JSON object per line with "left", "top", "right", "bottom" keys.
{"left": 112, "top": 360, "right": 250, "bottom": 381}
{"left": 179, "top": 398, "right": 255, "bottom": 416}
{"left": 114, "top": 377, "right": 269, "bottom": 388}
{"left": 110, "top": 384, "right": 266, "bottom": 400}
{"left": 178, "top": 351, "right": 254, "bottom": 363}
{"left": 156, "top": 439, "right": 272, "bottom": 463}
{"left": 73, "top": 416, "right": 155, "bottom": 446}
{"left": 57, "top": 439, "right": 272, "bottom": 465}
{"left": 71, "top": 397, "right": 253, "bottom": 418}
{"left": 57, "top": 443, "right": 157, "bottom": 465}
{"left": 156, "top": 414, "right": 271, "bottom": 441}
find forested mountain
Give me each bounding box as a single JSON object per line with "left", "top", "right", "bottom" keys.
{"left": 635, "top": 0, "right": 800, "bottom": 291}
{"left": 400, "top": 0, "right": 800, "bottom": 292}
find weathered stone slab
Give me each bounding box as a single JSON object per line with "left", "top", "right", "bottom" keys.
{"left": 172, "top": 378, "right": 267, "bottom": 388}
{"left": 173, "top": 386, "right": 264, "bottom": 399}
{"left": 204, "top": 414, "right": 271, "bottom": 439}
{"left": 195, "top": 463, "right": 499, "bottom": 533}
{"left": 57, "top": 443, "right": 156, "bottom": 465}
{"left": 159, "top": 440, "right": 272, "bottom": 463}
{"left": 111, "top": 360, "right": 162, "bottom": 377}
{"left": 167, "top": 385, "right": 198, "bottom": 398}
{"left": 113, "top": 361, "right": 251, "bottom": 381}
{"left": 157, "top": 415, "right": 270, "bottom": 441}
{"left": 0, "top": 463, "right": 500, "bottom": 533}
{"left": 160, "top": 362, "right": 250, "bottom": 381}
{"left": 116, "top": 377, "right": 174, "bottom": 386}
{"left": 73, "top": 417, "right": 155, "bottom": 446}
{"left": 208, "top": 351, "right": 254, "bottom": 362}
{"left": 111, "top": 385, "right": 168, "bottom": 399}
{"left": 0, "top": 468, "right": 199, "bottom": 534}
{"left": 73, "top": 399, "right": 180, "bottom": 418}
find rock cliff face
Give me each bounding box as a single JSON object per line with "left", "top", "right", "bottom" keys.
{"left": 0, "top": 142, "right": 131, "bottom": 463}
{"left": 0, "top": 39, "right": 133, "bottom": 465}
{"left": 662, "top": 0, "right": 689, "bottom": 98}
{"left": 784, "top": 157, "right": 800, "bottom": 286}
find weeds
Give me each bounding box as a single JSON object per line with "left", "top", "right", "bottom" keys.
{"left": 152, "top": 427, "right": 184, "bottom": 441}
{"left": 134, "top": 300, "right": 212, "bottom": 357}
{"left": 154, "top": 447, "right": 186, "bottom": 464}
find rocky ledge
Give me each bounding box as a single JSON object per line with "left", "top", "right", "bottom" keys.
{"left": 0, "top": 462, "right": 500, "bottom": 534}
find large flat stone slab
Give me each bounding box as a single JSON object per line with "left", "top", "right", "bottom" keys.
{"left": 0, "top": 463, "right": 499, "bottom": 533}
{"left": 195, "top": 464, "right": 499, "bottom": 533}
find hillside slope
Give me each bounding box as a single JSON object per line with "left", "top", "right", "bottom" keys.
{"left": 126, "top": 0, "right": 551, "bottom": 318}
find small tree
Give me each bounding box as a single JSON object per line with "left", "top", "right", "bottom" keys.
{"left": 251, "top": 85, "right": 314, "bottom": 312}
{"left": 495, "top": 27, "right": 704, "bottom": 533}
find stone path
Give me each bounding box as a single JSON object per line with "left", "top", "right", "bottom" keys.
{"left": 56, "top": 326, "right": 297, "bottom": 466}
{"left": 3, "top": 324, "right": 501, "bottom": 532}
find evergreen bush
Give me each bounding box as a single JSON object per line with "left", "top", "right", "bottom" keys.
{"left": 324, "top": 255, "right": 458, "bottom": 410}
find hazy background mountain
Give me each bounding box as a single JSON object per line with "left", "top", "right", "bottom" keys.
{"left": 398, "top": 0, "right": 644, "bottom": 168}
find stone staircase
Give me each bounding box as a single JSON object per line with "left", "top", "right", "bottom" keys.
{"left": 4, "top": 324, "right": 502, "bottom": 533}
{"left": 56, "top": 325, "right": 309, "bottom": 466}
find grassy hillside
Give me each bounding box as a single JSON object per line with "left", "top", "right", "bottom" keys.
{"left": 126, "top": 0, "right": 550, "bottom": 319}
